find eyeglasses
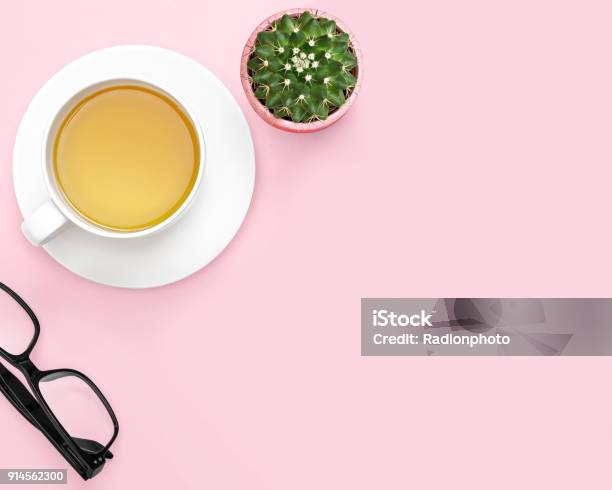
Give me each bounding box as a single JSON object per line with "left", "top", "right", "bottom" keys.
{"left": 0, "top": 282, "right": 118, "bottom": 480}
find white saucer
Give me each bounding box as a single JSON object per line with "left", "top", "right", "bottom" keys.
{"left": 13, "top": 45, "right": 255, "bottom": 288}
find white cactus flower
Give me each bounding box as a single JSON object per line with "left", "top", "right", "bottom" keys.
{"left": 324, "top": 52, "right": 332, "bottom": 59}
{"left": 308, "top": 53, "right": 315, "bottom": 60}
{"left": 296, "top": 66, "right": 304, "bottom": 73}
{"left": 300, "top": 52, "right": 307, "bottom": 59}
{"left": 311, "top": 61, "right": 319, "bottom": 69}
{"left": 305, "top": 74, "right": 312, "bottom": 82}
{"left": 284, "top": 63, "right": 291, "bottom": 71}
{"left": 292, "top": 47, "right": 300, "bottom": 55}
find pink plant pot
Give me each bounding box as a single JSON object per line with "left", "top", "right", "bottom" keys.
{"left": 240, "top": 8, "right": 363, "bottom": 133}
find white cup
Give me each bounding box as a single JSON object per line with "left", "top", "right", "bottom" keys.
{"left": 21, "top": 78, "right": 205, "bottom": 246}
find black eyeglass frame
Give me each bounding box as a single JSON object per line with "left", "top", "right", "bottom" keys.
{"left": 0, "top": 282, "right": 118, "bottom": 480}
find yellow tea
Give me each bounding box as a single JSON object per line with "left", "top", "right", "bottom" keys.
{"left": 53, "top": 85, "right": 200, "bottom": 232}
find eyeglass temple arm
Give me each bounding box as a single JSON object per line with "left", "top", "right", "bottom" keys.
{"left": 0, "top": 363, "right": 112, "bottom": 458}
{"left": 71, "top": 438, "right": 113, "bottom": 458}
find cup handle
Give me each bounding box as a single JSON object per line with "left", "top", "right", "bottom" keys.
{"left": 21, "top": 201, "right": 68, "bottom": 246}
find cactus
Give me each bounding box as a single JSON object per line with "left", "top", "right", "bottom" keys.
{"left": 247, "top": 11, "right": 358, "bottom": 123}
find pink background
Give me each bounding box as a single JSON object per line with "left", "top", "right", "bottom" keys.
{"left": 1, "top": 0, "right": 612, "bottom": 488}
